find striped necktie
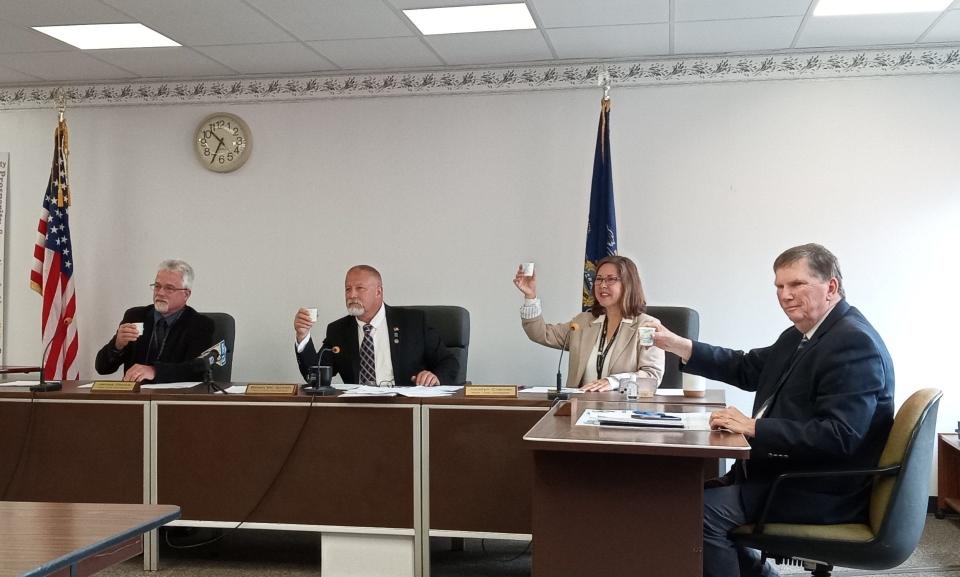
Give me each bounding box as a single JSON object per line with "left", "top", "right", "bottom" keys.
{"left": 359, "top": 323, "right": 376, "bottom": 385}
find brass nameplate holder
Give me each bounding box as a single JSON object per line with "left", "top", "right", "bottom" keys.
{"left": 464, "top": 384, "right": 518, "bottom": 398}
{"left": 245, "top": 384, "right": 298, "bottom": 396}
{"left": 90, "top": 381, "right": 140, "bottom": 393}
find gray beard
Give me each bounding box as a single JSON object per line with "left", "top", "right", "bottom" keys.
{"left": 346, "top": 304, "right": 364, "bottom": 317}
{"left": 154, "top": 301, "right": 169, "bottom": 313}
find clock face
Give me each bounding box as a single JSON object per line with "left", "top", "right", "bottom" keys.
{"left": 195, "top": 113, "right": 251, "bottom": 173}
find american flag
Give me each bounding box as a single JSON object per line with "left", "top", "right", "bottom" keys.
{"left": 30, "top": 118, "right": 78, "bottom": 380}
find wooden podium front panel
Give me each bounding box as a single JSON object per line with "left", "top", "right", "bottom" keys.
{"left": 156, "top": 403, "right": 415, "bottom": 528}
{"left": 532, "top": 451, "right": 704, "bottom": 577}
{"left": 0, "top": 400, "right": 145, "bottom": 503}
{"left": 428, "top": 406, "right": 546, "bottom": 534}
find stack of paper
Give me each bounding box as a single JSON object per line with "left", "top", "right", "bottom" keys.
{"left": 576, "top": 409, "right": 711, "bottom": 431}
{"left": 338, "top": 385, "right": 398, "bottom": 398}
{"left": 518, "top": 387, "right": 584, "bottom": 395}
{"left": 394, "top": 385, "right": 463, "bottom": 398}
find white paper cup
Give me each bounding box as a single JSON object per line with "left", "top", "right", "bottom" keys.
{"left": 683, "top": 373, "right": 706, "bottom": 398}
{"left": 132, "top": 322, "right": 144, "bottom": 336}
{"left": 637, "top": 326, "right": 655, "bottom": 346}
{"left": 306, "top": 308, "right": 318, "bottom": 322}
{"left": 520, "top": 262, "right": 535, "bottom": 276}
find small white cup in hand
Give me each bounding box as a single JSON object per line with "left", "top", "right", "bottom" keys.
{"left": 520, "top": 262, "right": 535, "bottom": 276}
{"left": 637, "top": 326, "right": 655, "bottom": 346}
{"left": 132, "top": 322, "right": 144, "bottom": 336}
{"left": 306, "top": 308, "right": 318, "bottom": 323}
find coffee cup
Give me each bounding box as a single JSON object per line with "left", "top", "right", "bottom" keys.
{"left": 306, "top": 308, "right": 318, "bottom": 323}
{"left": 682, "top": 374, "right": 706, "bottom": 398}
{"left": 636, "top": 377, "right": 658, "bottom": 398}
{"left": 520, "top": 262, "right": 535, "bottom": 276}
{"left": 132, "top": 322, "right": 144, "bottom": 336}
{"left": 637, "top": 326, "right": 655, "bottom": 346}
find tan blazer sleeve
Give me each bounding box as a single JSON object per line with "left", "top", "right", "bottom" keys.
{"left": 521, "top": 314, "right": 575, "bottom": 350}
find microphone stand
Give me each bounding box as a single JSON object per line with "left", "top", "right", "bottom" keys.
{"left": 202, "top": 358, "right": 227, "bottom": 394}
{"left": 31, "top": 336, "right": 63, "bottom": 393}
{"left": 548, "top": 326, "right": 575, "bottom": 401}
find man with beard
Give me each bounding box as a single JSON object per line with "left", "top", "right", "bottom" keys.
{"left": 95, "top": 259, "right": 214, "bottom": 383}
{"left": 294, "top": 264, "right": 459, "bottom": 386}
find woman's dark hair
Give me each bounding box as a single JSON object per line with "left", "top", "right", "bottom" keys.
{"left": 590, "top": 255, "right": 646, "bottom": 318}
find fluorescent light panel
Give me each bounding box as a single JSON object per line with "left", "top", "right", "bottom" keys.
{"left": 32, "top": 23, "right": 180, "bottom": 49}
{"left": 404, "top": 3, "right": 536, "bottom": 35}
{"left": 814, "top": 0, "right": 954, "bottom": 16}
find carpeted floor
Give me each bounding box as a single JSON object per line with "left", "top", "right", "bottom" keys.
{"left": 99, "top": 515, "right": 960, "bottom": 576}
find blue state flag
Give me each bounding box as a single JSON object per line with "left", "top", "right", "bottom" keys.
{"left": 582, "top": 97, "right": 617, "bottom": 311}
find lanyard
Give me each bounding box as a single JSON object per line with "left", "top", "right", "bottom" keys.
{"left": 595, "top": 317, "right": 622, "bottom": 377}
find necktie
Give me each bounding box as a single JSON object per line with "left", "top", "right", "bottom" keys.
{"left": 359, "top": 323, "right": 376, "bottom": 385}
{"left": 149, "top": 318, "right": 168, "bottom": 362}
{"left": 754, "top": 336, "right": 809, "bottom": 419}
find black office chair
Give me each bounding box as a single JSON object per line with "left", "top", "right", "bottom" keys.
{"left": 645, "top": 306, "right": 699, "bottom": 389}
{"left": 200, "top": 312, "right": 235, "bottom": 382}
{"left": 730, "top": 388, "right": 942, "bottom": 576}
{"left": 402, "top": 305, "right": 469, "bottom": 384}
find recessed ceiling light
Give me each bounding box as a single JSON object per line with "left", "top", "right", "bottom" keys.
{"left": 32, "top": 23, "right": 180, "bottom": 49}
{"left": 404, "top": 3, "right": 536, "bottom": 35}
{"left": 814, "top": 0, "right": 954, "bottom": 16}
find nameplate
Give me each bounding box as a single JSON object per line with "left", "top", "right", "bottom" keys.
{"left": 464, "top": 384, "right": 518, "bottom": 398}
{"left": 90, "top": 381, "right": 140, "bottom": 393}
{"left": 245, "top": 384, "right": 298, "bottom": 396}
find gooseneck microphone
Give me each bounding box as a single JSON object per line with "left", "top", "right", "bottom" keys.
{"left": 31, "top": 318, "right": 73, "bottom": 393}
{"left": 302, "top": 345, "right": 341, "bottom": 396}
{"left": 548, "top": 323, "right": 578, "bottom": 401}
{"left": 196, "top": 340, "right": 228, "bottom": 393}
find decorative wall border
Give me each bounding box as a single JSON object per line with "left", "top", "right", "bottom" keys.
{"left": 1, "top": 46, "right": 958, "bottom": 109}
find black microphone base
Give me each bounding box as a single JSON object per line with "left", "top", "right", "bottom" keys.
{"left": 204, "top": 381, "right": 228, "bottom": 394}
{"left": 547, "top": 390, "right": 570, "bottom": 401}
{"left": 30, "top": 381, "right": 62, "bottom": 392}
{"left": 301, "top": 385, "right": 338, "bottom": 396}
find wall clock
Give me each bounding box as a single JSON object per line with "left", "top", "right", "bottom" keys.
{"left": 195, "top": 112, "right": 251, "bottom": 173}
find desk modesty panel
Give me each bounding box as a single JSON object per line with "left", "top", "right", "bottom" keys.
{"left": 525, "top": 401, "right": 750, "bottom": 577}
{"left": 0, "top": 394, "right": 148, "bottom": 505}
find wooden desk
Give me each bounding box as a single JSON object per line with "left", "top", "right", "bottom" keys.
{"left": 0, "top": 501, "right": 179, "bottom": 577}
{"left": 524, "top": 400, "right": 750, "bottom": 577}
{"left": 937, "top": 433, "right": 960, "bottom": 517}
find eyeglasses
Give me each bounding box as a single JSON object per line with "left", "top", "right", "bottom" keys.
{"left": 149, "top": 283, "right": 189, "bottom": 293}
{"left": 594, "top": 276, "right": 621, "bottom": 286}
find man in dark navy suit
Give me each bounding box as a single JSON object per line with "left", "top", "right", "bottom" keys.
{"left": 651, "top": 244, "right": 895, "bottom": 577}
{"left": 294, "top": 264, "right": 458, "bottom": 386}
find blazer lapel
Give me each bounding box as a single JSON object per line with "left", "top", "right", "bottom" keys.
{"left": 570, "top": 317, "right": 602, "bottom": 386}
{"left": 385, "top": 305, "right": 402, "bottom": 381}
{"left": 605, "top": 318, "right": 636, "bottom": 372}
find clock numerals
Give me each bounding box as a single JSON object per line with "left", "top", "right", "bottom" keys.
{"left": 195, "top": 113, "right": 251, "bottom": 173}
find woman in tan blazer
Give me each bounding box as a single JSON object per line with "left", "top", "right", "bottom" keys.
{"left": 514, "top": 255, "right": 664, "bottom": 392}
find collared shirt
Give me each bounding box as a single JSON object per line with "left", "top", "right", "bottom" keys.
{"left": 355, "top": 303, "right": 395, "bottom": 385}
{"left": 804, "top": 300, "right": 839, "bottom": 341}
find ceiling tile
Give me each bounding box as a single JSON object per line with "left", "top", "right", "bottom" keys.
{"left": 308, "top": 38, "right": 442, "bottom": 70}
{"left": 0, "top": 20, "right": 80, "bottom": 53}
{"left": 0, "top": 52, "right": 134, "bottom": 82}
{"left": 547, "top": 23, "right": 669, "bottom": 59}
{"left": 676, "top": 17, "right": 803, "bottom": 54}
{"left": 923, "top": 10, "right": 960, "bottom": 42}
{"left": 677, "top": 0, "right": 811, "bottom": 21}
{"left": 532, "top": 0, "right": 668, "bottom": 28}
{"left": 797, "top": 13, "right": 942, "bottom": 48}
{"left": 0, "top": 0, "right": 132, "bottom": 26}
{"left": 90, "top": 47, "right": 237, "bottom": 79}
{"left": 387, "top": 0, "right": 518, "bottom": 7}
{"left": 424, "top": 29, "right": 552, "bottom": 65}
{"left": 101, "top": 0, "right": 296, "bottom": 45}
{"left": 196, "top": 43, "right": 338, "bottom": 74}
{"left": 0, "top": 65, "right": 44, "bottom": 84}
{"left": 247, "top": 0, "right": 414, "bottom": 41}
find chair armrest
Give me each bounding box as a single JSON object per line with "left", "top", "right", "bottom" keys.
{"left": 752, "top": 464, "right": 900, "bottom": 534}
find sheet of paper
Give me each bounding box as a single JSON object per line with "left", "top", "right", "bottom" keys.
{"left": 225, "top": 385, "right": 247, "bottom": 394}
{"left": 394, "top": 386, "right": 456, "bottom": 398}
{"left": 518, "top": 387, "right": 584, "bottom": 395}
{"left": 0, "top": 380, "right": 38, "bottom": 387}
{"left": 338, "top": 385, "right": 397, "bottom": 397}
{"left": 654, "top": 389, "right": 685, "bottom": 396}
{"left": 139, "top": 382, "right": 201, "bottom": 389}
{"left": 576, "top": 409, "right": 711, "bottom": 431}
